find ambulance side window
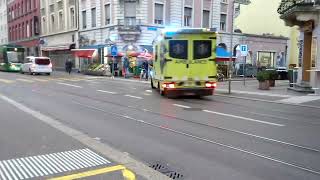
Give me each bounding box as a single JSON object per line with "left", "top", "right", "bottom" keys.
{"left": 194, "top": 40, "right": 212, "bottom": 59}
{"left": 169, "top": 40, "right": 188, "bottom": 59}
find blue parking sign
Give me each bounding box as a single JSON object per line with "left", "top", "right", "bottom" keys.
{"left": 240, "top": 45, "right": 248, "bottom": 57}
{"left": 111, "top": 45, "right": 118, "bottom": 56}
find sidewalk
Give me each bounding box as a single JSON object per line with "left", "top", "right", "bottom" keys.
{"left": 216, "top": 80, "right": 302, "bottom": 97}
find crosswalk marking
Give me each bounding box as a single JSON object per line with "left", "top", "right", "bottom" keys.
{"left": 0, "top": 149, "right": 111, "bottom": 180}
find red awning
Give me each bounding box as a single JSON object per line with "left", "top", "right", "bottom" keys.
{"left": 216, "top": 57, "right": 236, "bottom": 62}
{"left": 71, "top": 49, "right": 96, "bottom": 58}
{"left": 105, "top": 52, "right": 124, "bottom": 57}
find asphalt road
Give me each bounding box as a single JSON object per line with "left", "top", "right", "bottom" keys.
{"left": 0, "top": 71, "right": 320, "bottom": 180}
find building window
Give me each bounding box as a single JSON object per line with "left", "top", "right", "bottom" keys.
{"left": 82, "top": 10, "right": 87, "bottom": 29}
{"left": 70, "top": 7, "right": 75, "bottom": 28}
{"left": 30, "top": 19, "right": 33, "bottom": 36}
{"left": 184, "top": 7, "right": 192, "bottom": 27}
{"left": 22, "top": 23, "right": 24, "bottom": 39}
{"left": 220, "top": 14, "right": 226, "bottom": 31}
{"left": 91, "top": 8, "right": 96, "bottom": 28}
{"left": 51, "top": 14, "right": 55, "bottom": 32}
{"left": 124, "top": 1, "right": 136, "bottom": 26}
{"left": 28, "top": 0, "right": 31, "bottom": 11}
{"left": 33, "top": 0, "right": 36, "bottom": 9}
{"left": 42, "top": 17, "right": 46, "bottom": 34}
{"left": 104, "top": 4, "right": 110, "bottom": 25}
{"left": 202, "top": 10, "right": 210, "bottom": 28}
{"left": 154, "top": 3, "right": 164, "bottom": 25}
{"left": 59, "top": 11, "right": 64, "bottom": 30}
{"left": 34, "top": 16, "right": 39, "bottom": 35}
{"left": 26, "top": 22, "right": 30, "bottom": 37}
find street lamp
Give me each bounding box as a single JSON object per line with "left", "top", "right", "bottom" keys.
{"left": 228, "top": 0, "right": 251, "bottom": 94}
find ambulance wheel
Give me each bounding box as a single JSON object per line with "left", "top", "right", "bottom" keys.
{"left": 160, "top": 89, "right": 165, "bottom": 96}
{"left": 158, "top": 82, "right": 165, "bottom": 96}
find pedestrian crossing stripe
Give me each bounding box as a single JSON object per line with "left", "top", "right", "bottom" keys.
{"left": 0, "top": 148, "right": 111, "bottom": 180}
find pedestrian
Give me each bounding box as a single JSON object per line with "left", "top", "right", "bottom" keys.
{"left": 65, "top": 59, "right": 73, "bottom": 75}
{"left": 122, "top": 56, "right": 130, "bottom": 78}
{"left": 143, "top": 61, "right": 149, "bottom": 80}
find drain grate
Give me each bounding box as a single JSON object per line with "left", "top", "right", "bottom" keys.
{"left": 149, "top": 163, "right": 184, "bottom": 179}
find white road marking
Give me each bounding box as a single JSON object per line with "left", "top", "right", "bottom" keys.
{"left": 3, "top": 160, "right": 18, "bottom": 180}
{"left": 97, "top": 90, "right": 117, "bottom": 94}
{"left": 124, "top": 94, "right": 143, "bottom": 99}
{"left": 73, "top": 102, "right": 320, "bottom": 176}
{"left": 173, "top": 104, "right": 191, "bottom": 109}
{"left": 11, "top": 159, "right": 29, "bottom": 179}
{"left": 0, "top": 79, "right": 14, "bottom": 83}
{"left": 145, "top": 90, "right": 152, "bottom": 92}
{"left": 16, "top": 78, "right": 34, "bottom": 83}
{"left": 0, "top": 149, "right": 110, "bottom": 180}
{"left": 0, "top": 161, "right": 13, "bottom": 180}
{"left": 143, "top": 93, "right": 151, "bottom": 96}
{"left": 15, "top": 159, "right": 33, "bottom": 178}
{"left": 0, "top": 162, "right": 7, "bottom": 180}
{"left": 203, "top": 110, "right": 284, "bottom": 127}
{"left": 7, "top": 160, "right": 23, "bottom": 180}
{"left": 277, "top": 96, "right": 320, "bottom": 104}
{"left": 20, "top": 158, "right": 38, "bottom": 177}
{"left": 56, "top": 82, "right": 82, "bottom": 88}
{"left": 0, "top": 94, "right": 170, "bottom": 180}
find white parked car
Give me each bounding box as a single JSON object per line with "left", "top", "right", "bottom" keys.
{"left": 21, "top": 56, "right": 52, "bottom": 75}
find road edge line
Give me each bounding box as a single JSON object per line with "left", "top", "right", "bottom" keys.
{"left": 0, "top": 94, "right": 170, "bottom": 180}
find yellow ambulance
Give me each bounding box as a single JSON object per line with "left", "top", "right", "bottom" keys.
{"left": 151, "top": 28, "right": 218, "bottom": 97}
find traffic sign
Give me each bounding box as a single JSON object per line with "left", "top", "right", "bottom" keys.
{"left": 111, "top": 45, "right": 118, "bottom": 56}
{"left": 240, "top": 44, "right": 248, "bottom": 57}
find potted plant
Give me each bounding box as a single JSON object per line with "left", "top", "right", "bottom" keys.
{"left": 257, "top": 71, "right": 270, "bottom": 90}
{"left": 268, "top": 70, "right": 278, "bottom": 87}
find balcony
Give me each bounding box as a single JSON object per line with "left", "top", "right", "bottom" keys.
{"left": 117, "top": 18, "right": 141, "bottom": 41}
{"left": 117, "top": 18, "right": 141, "bottom": 33}
{"left": 278, "top": 0, "right": 320, "bottom": 26}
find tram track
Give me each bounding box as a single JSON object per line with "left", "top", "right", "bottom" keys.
{"left": 7, "top": 82, "right": 320, "bottom": 176}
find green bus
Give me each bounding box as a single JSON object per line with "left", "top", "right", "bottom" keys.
{"left": 0, "top": 45, "right": 25, "bottom": 72}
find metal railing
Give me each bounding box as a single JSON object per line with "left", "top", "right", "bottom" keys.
{"left": 277, "top": 0, "right": 319, "bottom": 15}
{"left": 117, "top": 18, "right": 142, "bottom": 32}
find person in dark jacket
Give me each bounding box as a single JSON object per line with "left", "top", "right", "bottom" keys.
{"left": 65, "top": 59, "right": 73, "bottom": 74}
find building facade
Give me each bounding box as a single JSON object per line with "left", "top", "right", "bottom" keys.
{"left": 7, "top": 0, "right": 40, "bottom": 56}
{"left": 278, "top": 0, "right": 320, "bottom": 93}
{"left": 235, "top": 0, "right": 299, "bottom": 67}
{"left": 0, "top": 0, "right": 8, "bottom": 45}
{"left": 40, "top": 0, "right": 79, "bottom": 69}
{"left": 78, "top": 0, "right": 221, "bottom": 55}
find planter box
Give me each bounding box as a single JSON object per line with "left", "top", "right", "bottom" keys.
{"left": 84, "top": 70, "right": 110, "bottom": 76}
{"left": 259, "top": 80, "right": 270, "bottom": 90}
{"left": 269, "top": 80, "right": 275, "bottom": 87}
